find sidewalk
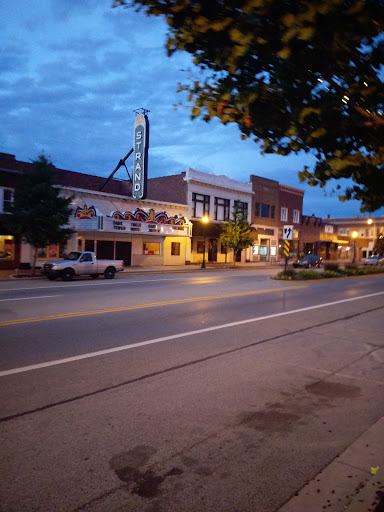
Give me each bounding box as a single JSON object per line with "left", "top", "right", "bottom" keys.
{"left": 277, "top": 417, "right": 384, "bottom": 512}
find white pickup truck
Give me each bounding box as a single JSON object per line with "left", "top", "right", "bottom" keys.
{"left": 41, "top": 251, "right": 124, "bottom": 281}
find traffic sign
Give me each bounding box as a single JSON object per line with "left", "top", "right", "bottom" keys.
{"left": 283, "top": 225, "right": 294, "bottom": 240}
{"left": 284, "top": 240, "right": 290, "bottom": 257}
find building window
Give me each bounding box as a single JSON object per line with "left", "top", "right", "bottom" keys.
{"left": 261, "top": 204, "right": 270, "bottom": 218}
{"left": 171, "top": 242, "right": 180, "bottom": 256}
{"left": 37, "top": 243, "right": 67, "bottom": 259}
{"left": 253, "top": 245, "right": 259, "bottom": 255}
{"left": 1, "top": 188, "right": 14, "bottom": 213}
{"left": 271, "top": 206, "right": 275, "bottom": 219}
{"left": 293, "top": 209, "right": 300, "bottom": 223}
{"left": 234, "top": 200, "right": 248, "bottom": 219}
{"left": 192, "top": 193, "right": 210, "bottom": 218}
{"left": 196, "top": 240, "right": 204, "bottom": 253}
{"left": 255, "top": 203, "right": 260, "bottom": 217}
{"left": 338, "top": 227, "right": 345, "bottom": 234}
{"left": 0, "top": 235, "right": 14, "bottom": 260}
{"left": 143, "top": 242, "right": 160, "bottom": 255}
{"left": 280, "top": 207, "right": 288, "bottom": 221}
{"left": 215, "top": 197, "right": 230, "bottom": 221}
{"left": 270, "top": 246, "right": 277, "bottom": 256}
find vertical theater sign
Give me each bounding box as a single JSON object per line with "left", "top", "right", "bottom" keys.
{"left": 133, "top": 111, "right": 149, "bottom": 200}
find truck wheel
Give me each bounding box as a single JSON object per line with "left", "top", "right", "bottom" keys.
{"left": 90, "top": 274, "right": 99, "bottom": 279}
{"left": 62, "top": 268, "right": 75, "bottom": 281}
{"left": 104, "top": 267, "right": 115, "bottom": 279}
{"left": 47, "top": 275, "right": 57, "bottom": 281}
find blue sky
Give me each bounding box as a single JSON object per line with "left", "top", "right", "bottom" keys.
{"left": 1, "top": 0, "right": 382, "bottom": 218}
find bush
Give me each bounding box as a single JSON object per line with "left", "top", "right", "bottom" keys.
{"left": 345, "top": 263, "right": 358, "bottom": 271}
{"left": 295, "top": 270, "right": 322, "bottom": 280}
{"left": 274, "top": 269, "right": 297, "bottom": 280}
{"left": 324, "top": 263, "right": 340, "bottom": 272}
{"left": 322, "top": 270, "right": 339, "bottom": 278}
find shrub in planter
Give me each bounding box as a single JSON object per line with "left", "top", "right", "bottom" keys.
{"left": 322, "top": 270, "right": 339, "bottom": 278}
{"left": 324, "top": 263, "right": 340, "bottom": 272}
{"left": 274, "top": 269, "right": 297, "bottom": 280}
{"left": 295, "top": 270, "right": 322, "bottom": 280}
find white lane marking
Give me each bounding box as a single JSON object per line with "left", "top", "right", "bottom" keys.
{"left": 1, "top": 291, "right": 383, "bottom": 377}
{"left": 0, "top": 295, "right": 62, "bottom": 302}
{"left": 0, "top": 273, "right": 270, "bottom": 292}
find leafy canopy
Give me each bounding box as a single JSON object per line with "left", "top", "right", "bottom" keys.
{"left": 7, "top": 154, "right": 74, "bottom": 249}
{"left": 115, "top": 0, "right": 384, "bottom": 211}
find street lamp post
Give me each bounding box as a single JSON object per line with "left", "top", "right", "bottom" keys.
{"left": 352, "top": 231, "right": 358, "bottom": 263}
{"left": 201, "top": 216, "right": 209, "bottom": 269}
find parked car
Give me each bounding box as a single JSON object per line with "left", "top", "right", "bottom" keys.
{"left": 362, "top": 255, "right": 384, "bottom": 266}
{"left": 41, "top": 251, "right": 124, "bottom": 281}
{"left": 293, "top": 254, "right": 322, "bottom": 268}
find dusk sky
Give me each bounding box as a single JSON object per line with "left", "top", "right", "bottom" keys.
{"left": 1, "top": 0, "right": 382, "bottom": 218}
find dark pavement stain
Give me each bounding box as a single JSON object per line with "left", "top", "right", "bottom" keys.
{"left": 305, "top": 381, "right": 362, "bottom": 399}
{"left": 238, "top": 410, "right": 300, "bottom": 432}
{"left": 194, "top": 466, "right": 214, "bottom": 477}
{"left": 109, "top": 445, "right": 183, "bottom": 499}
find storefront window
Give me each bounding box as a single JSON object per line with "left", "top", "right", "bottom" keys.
{"left": 197, "top": 241, "right": 204, "bottom": 254}
{"left": 143, "top": 242, "right": 160, "bottom": 255}
{"left": 171, "top": 242, "right": 180, "bottom": 256}
{"left": 270, "top": 246, "right": 277, "bottom": 256}
{"left": 260, "top": 246, "right": 268, "bottom": 256}
{"left": 253, "top": 245, "right": 259, "bottom": 255}
{"left": 37, "top": 243, "right": 67, "bottom": 259}
{"left": 0, "top": 235, "right": 14, "bottom": 260}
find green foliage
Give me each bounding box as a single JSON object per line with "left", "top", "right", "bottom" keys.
{"left": 373, "top": 234, "right": 384, "bottom": 256}
{"left": 115, "top": 0, "right": 384, "bottom": 211}
{"left": 295, "top": 270, "right": 322, "bottom": 280}
{"left": 322, "top": 270, "right": 339, "bottom": 278}
{"left": 273, "top": 270, "right": 296, "bottom": 280}
{"left": 274, "top": 264, "right": 384, "bottom": 280}
{"left": 219, "top": 202, "right": 254, "bottom": 265}
{"left": 6, "top": 154, "right": 74, "bottom": 270}
{"left": 324, "top": 263, "right": 340, "bottom": 272}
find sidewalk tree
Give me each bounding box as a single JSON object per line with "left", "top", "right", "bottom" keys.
{"left": 220, "top": 202, "right": 254, "bottom": 267}
{"left": 114, "top": 0, "right": 384, "bottom": 212}
{"left": 6, "top": 154, "right": 74, "bottom": 275}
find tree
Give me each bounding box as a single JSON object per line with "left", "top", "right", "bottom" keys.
{"left": 115, "top": 0, "right": 384, "bottom": 211}
{"left": 6, "top": 154, "right": 74, "bottom": 275}
{"left": 220, "top": 202, "right": 254, "bottom": 266}
{"left": 373, "top": 233, "right": 384, "bottom": 255}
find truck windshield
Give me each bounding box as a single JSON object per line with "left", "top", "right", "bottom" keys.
{"left": 64, "top": 252, "right": 82, "bottom": 260}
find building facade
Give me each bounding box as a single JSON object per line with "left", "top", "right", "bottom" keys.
{"left": 0, "top": 153, "right": 192, "bottom": 269}
{"left": 148, "top": 168, "right": 254, "bottom": 264}
{"left": 326, "top": 216, "right": 384, "bottom": 261}
{"left": 250, "top": 175, "right": 279, "bottom": 262}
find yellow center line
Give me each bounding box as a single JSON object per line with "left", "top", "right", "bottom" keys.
{"left": 0, "top": 285, "right": 307, "bottom": 326}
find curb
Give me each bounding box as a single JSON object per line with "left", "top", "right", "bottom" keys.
{"left": 277, "top": 416, "right": 384, "bottom": 512}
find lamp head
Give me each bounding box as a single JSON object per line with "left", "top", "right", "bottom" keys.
{"left": 202, "top": 216, "right": 209, "bottom": 223}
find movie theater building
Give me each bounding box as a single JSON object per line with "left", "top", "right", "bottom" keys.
{"left": 0, "top": 153, "right": 192, "bottom": 269}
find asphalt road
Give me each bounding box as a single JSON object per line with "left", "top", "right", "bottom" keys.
{"left": 1, "top": 270, "right": 384, "bottom": 512}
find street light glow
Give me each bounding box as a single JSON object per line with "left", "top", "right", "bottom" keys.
{"left": 352, "top": 231, "right": 358, "bottom": 238}
{"left": 367, "top": 218, "right": 373, "bottom": 225}
{"left": 202, "top": 216, "right": 209, "bottom": 223}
